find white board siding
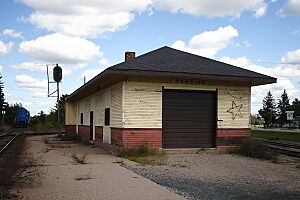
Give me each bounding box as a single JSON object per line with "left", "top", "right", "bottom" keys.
{"left": 124, "top": 81, "right": 251, "bottom": 129}
{"left": 73, "top": 82, "right": 123, "bottom": 129}
{"left": 65, "top": 102, "right": 76, "bottom": 125}
{"left": 124, "top": 82, "right": 162, "bottom": 128}
{"left": 111, "top": 83, "right": 123, "bottom": 127}
{"left": 95, "top": 91, "right": 104, "bottom": 126}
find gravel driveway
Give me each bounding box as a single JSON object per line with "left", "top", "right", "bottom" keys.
{"left": 125, "top": 152, "right": 300, "bottom": 200}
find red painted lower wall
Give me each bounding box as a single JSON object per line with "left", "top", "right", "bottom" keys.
{"left": 111, "top": 128, "right": 162, "bottom": 149}
{"left": 94, "top": 126, "right": 103, "bottom": 144}
{"left": 217, "top": 128, "right": 250, "bottom": 146}
{"left": 65, "top": 125, "right": 76, "bottom": 135}
{"left": 70, "top": 124, "right": 250, "bottom": 152}
{"left": 78, "top": 125, "right": 90, "bottom": 141}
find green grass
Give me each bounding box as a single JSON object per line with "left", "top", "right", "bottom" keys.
{"left": 251, "top": 130, "right": 300, "bottom": 142}
{"left": 125, "top": 154, "right": 167, "bottom": 165}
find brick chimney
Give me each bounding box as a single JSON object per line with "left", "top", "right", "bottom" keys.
{"left": 125, "top": 51, "right": 135, "bottom": 61}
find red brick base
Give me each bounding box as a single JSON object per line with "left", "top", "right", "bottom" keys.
{"left": 65, "top": 125, "right": 76, "bottom": 135}
{"left": 94, "top": 126, "right": 103, "bottom": 144}
{"left": 123, "top": 128, "right": 162, "bottom": 149}
{"left": 217, "top": 128, "right": 250, "bottom": 146}
{"left": 68, "top": 125, "right": 250, "bottom": 152}
{"left": 78, "top": 125, "right": 90, "bottom": 141}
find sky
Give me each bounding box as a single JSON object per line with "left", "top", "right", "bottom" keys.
{"left": 0, "top": 0, "right": 300, "bottom": 116}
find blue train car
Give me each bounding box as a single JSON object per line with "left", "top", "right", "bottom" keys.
{"left": 15, "top": 107, "right": 31, "bottom": 127}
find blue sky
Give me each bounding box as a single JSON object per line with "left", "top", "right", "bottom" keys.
{"left": 0, "top": 0, "right": 299, "bottom": 115}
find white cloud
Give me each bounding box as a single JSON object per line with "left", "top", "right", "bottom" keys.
{"left": 219, "top": 56, "right": 300, "bottom": 113}
{"left": 243, "top": 40, "right": 252, "bottom": 48}
{"left": 12, "top": 62, "right": 45, "bottom": 73}
{"left": 0, "top": 40, "right": 13, "bottom": 55}
{"left": 2, "top": 29, "right": 23, "bottom": 39}
{"left": 81, "top": 68, "right": 105, "bottom": 82}
{"left": 12, "top": 62, "right": 72, "bottom": 76}
{"left": 281, "top": 48, "right": 300, "bottom": 64}
{"left": 292, "top": 28, "right": 300, "bottom": 36}
{"left": 153, "top": 0, "right": 265, "bottom": 18}
{"left": 278, "top": 0, "right": 300, "bottom": 16}
{"left": 99, "top": 58, "right": 109, "bottom": 66}
{"left": 254, "top": 3, "right": 267, "bottom": 18}
{"left": 19, "top": 33, "right": 101, "bottom": 65}
{"left": 172, "top": 25, "right": 238, "bottom": 58}
{"left": 19, "top": 0, "right": 152, "bottom": 38}
{"left": 0, "top": 65, "right": 3, "bottom": 72}
{"left": 15, "top": 74, "right": 48, "bottom": 97}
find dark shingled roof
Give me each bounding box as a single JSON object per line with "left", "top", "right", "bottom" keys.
{"left": 67, "top": 46, "right": 276, "bottom": 101}
{"left": 110, "top": 46, "right": 275, "bottom": 79}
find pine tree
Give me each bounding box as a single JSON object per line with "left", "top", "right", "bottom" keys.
{"left": 258, "top": 91, "right": 276, "bottom": 127}
{"left": 277, "top": 89, "right": 290, "bottom": 125}
{"left": 287, "top": 98, "right": 300, "bottom": 117}
{"left": 0, "top": 74, "right": 6, "bottom": 115}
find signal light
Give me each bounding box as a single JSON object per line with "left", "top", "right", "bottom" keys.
{"left": 53, "top": 63, "right": 62, "bottom": 82}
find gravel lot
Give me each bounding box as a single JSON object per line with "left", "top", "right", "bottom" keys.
{"left": 125, "top": 152, "right": 300, "bottom": 200}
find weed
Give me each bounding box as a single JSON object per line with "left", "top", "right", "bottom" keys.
{"left": 271, "top": 156, "right": 280, "bottom": 164}
{"left": 233, "top": 138, "right": 278, "bottom": 160}
{"left": 43, "top": 138, "right": 49, "bottom": 144}
{"left": 74, "top": 174, "right": 92, "bottom": 181}
{"left": 60, "top": 134, "right": 79, "bottom": 141}
{"left": 171, "top": 163, "right": 189, "bottom": 168}
{"left": 71, "top": 152, "right": 88, "bottom": 164}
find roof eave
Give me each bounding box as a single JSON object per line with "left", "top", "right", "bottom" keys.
{"left": 67, "top": 69, "right": 277, "bottom": 101}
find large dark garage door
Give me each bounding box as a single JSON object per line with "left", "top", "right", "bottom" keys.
{"left": 163, "top": 89, "right": 217, "bottom": 148}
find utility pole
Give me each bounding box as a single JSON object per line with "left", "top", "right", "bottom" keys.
{"left": 57, "top": 81, "right": 60, "bottom": 136}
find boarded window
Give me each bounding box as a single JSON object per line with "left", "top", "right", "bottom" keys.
{"left": 80, "top": 113, "right": 83, "bottom": 125}
{"left": 105, "top": 108, "right": 110, "bottom": 126}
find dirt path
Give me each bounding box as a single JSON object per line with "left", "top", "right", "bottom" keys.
{"left": 20, "top": 135, "right": 185, "bottom": 200}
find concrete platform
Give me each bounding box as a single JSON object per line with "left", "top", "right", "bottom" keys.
{"left": 20, "top": 135, "right": 186, "bottom": 200}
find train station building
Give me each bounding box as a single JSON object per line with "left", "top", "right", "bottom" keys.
{"left": 65, "top": 46, "right": 276, "bottom": 152}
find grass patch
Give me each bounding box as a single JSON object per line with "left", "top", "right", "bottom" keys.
{"left": 231, "top": 138, "right": 278, "bottom": 160}
{"left": 251, "top": 130, "right": 300, "bottom": 142}
{"left": 118, "top": 143, "right": 167, "bottom": 165}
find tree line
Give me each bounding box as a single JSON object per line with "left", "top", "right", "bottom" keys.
{"left": 0, "top": 73, "right": 67, "bottom": 129}
{"left": 258, "top": 89, "right": 300, "bottom": 127}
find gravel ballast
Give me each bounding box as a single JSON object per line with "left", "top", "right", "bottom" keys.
{"left": 125, "top": 153, "right": 300, "bottom": 200}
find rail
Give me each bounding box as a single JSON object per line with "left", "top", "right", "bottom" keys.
{"left": 0, "top": 129, "right": 18, "bottom": 154}
{"left": 263, "top": 140, "right": 300, "bottom": 157}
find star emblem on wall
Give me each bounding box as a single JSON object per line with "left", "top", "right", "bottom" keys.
{"left": 227, "top": 101, "right": 243, "bottom": 120}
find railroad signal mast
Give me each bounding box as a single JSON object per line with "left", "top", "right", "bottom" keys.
{"left": 47, "top": 63, "right": 63, "bottom": 136}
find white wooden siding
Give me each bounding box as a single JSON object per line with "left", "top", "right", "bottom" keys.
{"left": 65, "top": 102, "right": 76, "bottom": 125}
{"left": 124, "top": 81, "right": 162, "bottom": 128}
{"left": 70, "top": 82, "right": 123, "bottom": 129}
{"left": 111, "top": 82, "right": 123, "bottom": 127}
{"left": 124, "top": 81, "right": 251, "bottom": 129}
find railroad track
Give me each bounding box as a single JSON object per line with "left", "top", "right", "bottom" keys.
{"left": 0, "top": 128, "right": 19, "bottom": 154}
{"left": 263, "top": 140, "right": 300, "bottom": 157}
